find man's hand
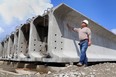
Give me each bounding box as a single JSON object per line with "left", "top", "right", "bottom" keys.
{"left": 88, "top": 41, "right": 91, "bottom": 46}
{"left": 66, "top": 23, "right": 73, "bottom": 31}
{"left": 67, "top": 23, "right": 70, "bottom": 30}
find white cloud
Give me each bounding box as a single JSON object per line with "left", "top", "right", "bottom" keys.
{"left": 0, "top": 27, "right": 4, "bottom": 34}
{"left": 0, "top": 0, "right": 53, "bottom": 40}
{"left": 0, "top": 0, "right": 53, "bottom": 24}
{"left": 111, "top": 29, "right": 116, "bottom": 35}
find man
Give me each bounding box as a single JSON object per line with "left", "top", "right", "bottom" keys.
{"left": 67, "top": 20, "right": 91, "bottom": 66}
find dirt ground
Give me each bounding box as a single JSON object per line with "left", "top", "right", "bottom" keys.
{"left": 41, "top": 63, "right": 116, "bottom": 77}
{"left": 0, "top": 61, "right": 116, "bottom": 77}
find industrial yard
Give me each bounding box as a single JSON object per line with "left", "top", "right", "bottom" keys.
{"left": 0, "top": 3, "right": 115, "bottom": 77}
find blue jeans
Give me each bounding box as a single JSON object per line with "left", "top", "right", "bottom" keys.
{"left": 79, "top": 40, "right": 88, "bottom": 65}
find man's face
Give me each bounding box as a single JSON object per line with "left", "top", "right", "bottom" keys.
{"left": 81, "top": 22, "right": 87, "bottom": 27}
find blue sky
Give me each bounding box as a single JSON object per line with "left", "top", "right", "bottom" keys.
{"left": 51, "top": 0, "right": 116, "bottom": 33}
{"left": 0, "top": 0, "right": 115, "bottom": 41}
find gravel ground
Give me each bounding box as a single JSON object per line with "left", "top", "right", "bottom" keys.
{"left": 1, "top": 61, "right": 116, "bottom": 77}
{"left": 44, "top": 63, "right": 116, "bottom": 77}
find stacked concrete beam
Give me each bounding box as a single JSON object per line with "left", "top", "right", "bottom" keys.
{"left": 12, "top": 29, "right": 19, "bottom": 59}
{"left": 28, "top": 16, "right": 48, "bottom": 61}
{"left": 7, "top": 33, "right": 14, "bottom": 59}
{"left": 0, "top": 42, "right": 3, "bottom": 59}
{"left": 0, "top": 4, "right": 116, "bottom": 63}
{"left": 0, "top": 40, "right": 5, "bottom": 59}
{"left": 3, "top": 37, "right": 9, "bottom": 59}
{"left": 16, "top": 24, "right": 30, "bottom": 61}
{"left": 45, "top": 4, "right": 116, "bottom": 62}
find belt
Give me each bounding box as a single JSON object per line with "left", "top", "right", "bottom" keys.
{"left": 80, "top": 39, "right": 88, "bottom": 42}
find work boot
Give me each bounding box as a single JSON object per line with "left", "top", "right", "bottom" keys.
{"left": 77, "top": 63, "right": 83, "bottom": 67}
{"left": 83, "top": 64, "right": 88, "bottom": 67}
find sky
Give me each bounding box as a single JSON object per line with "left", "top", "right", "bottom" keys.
{"left": 0, "top": 0, "right": 116, "bottom": 41}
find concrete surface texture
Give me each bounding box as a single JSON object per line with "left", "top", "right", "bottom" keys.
{"left": 47, "top": 3, "right": 116, "bottom": 62}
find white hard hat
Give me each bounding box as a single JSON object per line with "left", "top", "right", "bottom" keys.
{"left": 82, "top": 20, "right": 89, "bottom": 25}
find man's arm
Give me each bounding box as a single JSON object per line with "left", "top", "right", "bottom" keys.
{"left": 67, "top": 23, "right": 78, "bottom": 32}
{"left": 87, "top": 29, "right": 92, "bottom": 46}
{"left": 88, "top": 36, "right": 92, "bottom": 46}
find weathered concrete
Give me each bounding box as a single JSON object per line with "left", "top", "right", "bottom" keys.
{"left": 17, "top": 24, "right": 29, "bottom": 60}
{"left": 28, "top": 16, "right": 46, "bottom": 61}
{"left": 44, "top": 3, "right": 116, "bottom": 62}
{"left": 7, "top": 33, "right": 14, "bottom": 59}
{"left": 3, "top": 37, "right": 9, "bottom": 59}
{"left": 12, "top": 30, "right": 19, "bottom": 59}
{"left": 0, "top": 42, "right": 3, "bottom": 58}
